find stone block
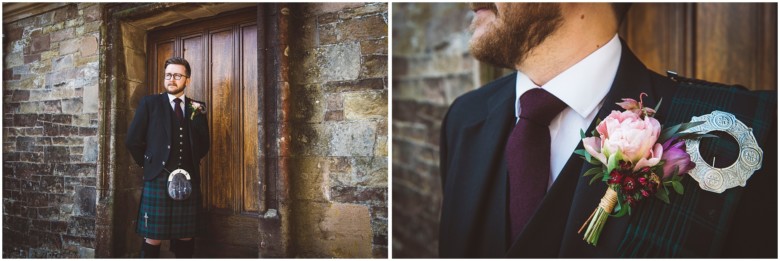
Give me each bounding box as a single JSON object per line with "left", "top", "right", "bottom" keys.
{"left": 51, "top": 28, "right": 75, "bottom": 42}
{"left": 82, "top": 83, "right": 98, "bottom": 113}
{"left": 65, "top": 17, "right": 84, "bottom": 28}
{"left": 360, "top": 55, "right": 387, "bottom": 79}
{"left": 67, "top": 215, "right": 96, "bottom": 238}
{"left": 75, "top": 187, "right": 96, "bottom": 217}
{"left": 12, "top": 90, "right": 30, "bottom": 102}
{"left": 326, "top": 121, "right": 376, "bottom": 157}
{"left": 374, "top": 135, "right": 387, "bottom": 157}
{"left": 330, "top": 186, "right": 386, "bottom": 205}
{"left": 83, "top": 21, "right": 101, "bottom": 35}
{"left": 30, "top": 31, "right": 51, "bottom": 54}
{"left": 6, "top": 52, "right": 24, "bottom": 68}
{"left": 123, "top": 48, "right": 146, "bottom": 83}
{"left": 318, "top": 42, "right": 361, "bottom": 82}
{"left": 45, "top": 146, "right": 70, "bottom": 163}
{"left": 61, "top": 98, "right": 82, "bottom": 114}
{"left": 290, "top": 83, "right": 325, "bottom": 123}
{"left": 83, "top": 4, "right": 101, "bottom": 22}
{"left": 326, "top": 93, "right": 343, "bottom": 110}
{"left": 39, "top": 175, "right": 65, "bottom": 194}
{"left": 319, "top": 203, "right": 372, "bottom": 257}
{"left": 59, "top": 38, "right": 80, "bottom": 55}
{"left": 289, "top": 49, "right": 319, "bottom": 85}
{"left": 339, "top": 3, "right": 386, "bottom": 19}
{"left": 52, "top": 55, "right": 73, "bottom": 71}
{"left": 318, "top": 12, "right": 339, "bottom": 25}
{"left": 289, "top": 157, "right": 328, "bottom": 201}
{"left": 24, "top": 53, "right": 41, "bottom": 64}
{"left": 323, "top": 78, "right": 385, "bottom": 93}
{"left": 82, "top": 137, "right": 98, "bottom": 162}
{"left": 324, "top": 110, "right": 344, "bottom": 121}
{"left": 77, "top": 247, "right": 95, "bottom": 258}
{"left": 43, "top": 100, "right": 62, "bottom": 113}
{"left": 337, "top": 15, "right": 387, "bottom": 42}
{"left": 79, "top": 36, "right": 98, "bottom": 57}
{"left": 344, "top": 91, "right": 387, "bottom": 120}
{"left": 289, "top": 123, "right": 328, "bottom": 156}
{"left": 53, "top": 5, "right": 78, "bottom": 23}
{"left": 330, "top": 156, "right": 387, "bottom": 188}
{"left": 305, "top": 3, "right": 365, "bottom": 15}
{"left": 318, "top": 23, "right": 338, "bottom": 45}
{"left": 360, "top": 39, "right": 387, "bottom": 55}
{"left": 297, "top": 16, "right": 319, "bottom": 49}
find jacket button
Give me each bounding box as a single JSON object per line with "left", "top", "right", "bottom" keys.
{"left": 167, "top": 145, "right": 170, "bottom": 149}
{"left": 162, "top": 161, "right": 165, "bottom": 165}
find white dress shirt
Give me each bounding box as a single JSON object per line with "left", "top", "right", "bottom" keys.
{"left": 514, "top": 34, "right": 621, "bottom": 189}
{"left": 168, "top": 93, "right": 186, "bottom": 113}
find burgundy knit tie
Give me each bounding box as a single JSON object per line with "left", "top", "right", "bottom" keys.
{"left": 505, "top": 88, "right": 567, "bottom": 239}
{"left": 173, "top": 98, "right": 184, "bottom": 123}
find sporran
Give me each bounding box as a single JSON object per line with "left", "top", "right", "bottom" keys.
{"left": 167, "top": 168, "right": 192, "bottom": 200}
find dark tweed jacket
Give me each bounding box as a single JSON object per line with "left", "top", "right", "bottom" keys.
{"left": 439, "top": 39, "right": 777, "bottom": 258}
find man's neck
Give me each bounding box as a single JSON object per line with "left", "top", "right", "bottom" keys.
{"left": 516, "top": 4, "right": 617, "bottom": 86}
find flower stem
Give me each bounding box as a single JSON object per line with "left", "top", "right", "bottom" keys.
{"left": 580, "top": 187, "right": 618, "bottom": 246}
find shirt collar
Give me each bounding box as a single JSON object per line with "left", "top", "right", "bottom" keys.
{"left": 168, "top": 93, "right": 186, "bottom": 104}
{"left": 515, "top": 34, "right": 621, "bottom": 118}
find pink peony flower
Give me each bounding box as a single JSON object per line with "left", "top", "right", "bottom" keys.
{"left": 661, "top": 138, "right": 696, "bottom": 179}
{"left": 585, "top": 110, "right": 663, "bottom": 170}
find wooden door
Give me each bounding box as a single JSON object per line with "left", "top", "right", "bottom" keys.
{"left": 621, "top": 3, "right": 777, "bottom": 90}
{"left": 147, "top": 8, "right": 260, "bottom": 257}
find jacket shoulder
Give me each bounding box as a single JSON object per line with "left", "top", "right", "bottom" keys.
{"left": 188, "top": 98, "right": 206, "bottom": 106}
{"left": 448, "top": 72, "right": 516, "bottom": 117}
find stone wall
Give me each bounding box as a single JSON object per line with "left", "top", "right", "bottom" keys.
{"left": 3, "top": 3, "right": 102, "bottom": 258}
{"left": 391, "top": 3, "right": 480, "bottom": 258}
{"left": 287, "top": 2, "right": 388, "bottom": 258}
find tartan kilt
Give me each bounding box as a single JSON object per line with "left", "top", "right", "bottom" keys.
{"left": 136, "top": 172, "right": 204, "bottom": 240}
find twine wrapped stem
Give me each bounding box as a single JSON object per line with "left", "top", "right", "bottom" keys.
{"left": 578, "top": 187, "right": 618, "bottom": 246}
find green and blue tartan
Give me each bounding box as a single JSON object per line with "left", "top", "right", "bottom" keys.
{"left": 616, "top": 84, "right": 777, "bottom": 257}
{"left": 136, "top": 172, "right": 204, "bottom": 240}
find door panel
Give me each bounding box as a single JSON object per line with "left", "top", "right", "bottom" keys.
{"left": 241, "top": 25, "right": 260, "bottom": 213}
{"left": 210, "top": 28, "right": 236, "bottom": 210}
{"left": 183, "top": 35, "right": 205, "bottom": 101}
{"left": 147, "top": 8, "right": 259, "bottom": 257}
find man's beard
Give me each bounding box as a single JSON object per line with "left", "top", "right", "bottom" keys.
{"left": 469, "top": 4, "right": 564, "bottom": 69}
{"left": 166, "top": 84, "right": 186, "bottom": 95}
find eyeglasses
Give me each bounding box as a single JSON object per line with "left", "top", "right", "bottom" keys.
{"left": 164, "top": 73, "right": 189, "bottom": 80}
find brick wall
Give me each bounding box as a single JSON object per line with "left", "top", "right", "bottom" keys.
{"left": 3, "top": 3, "right": 102, "bottom": 258}
{"left": 287, "top": 3, "right": 388, "bottom": 258}
{"left": 391, "top": 3, "right": 479, "bottom": 257}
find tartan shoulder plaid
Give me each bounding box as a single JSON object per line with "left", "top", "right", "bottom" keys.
{"left": 616, "top": 83, "right": 777, "bottom": 257}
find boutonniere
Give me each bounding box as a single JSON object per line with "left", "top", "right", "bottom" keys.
{"left": 574, "top": 93, "right": 714, "bottom": 246}
{"left": 188, "top": 101, "right": 207, "bottom": 120}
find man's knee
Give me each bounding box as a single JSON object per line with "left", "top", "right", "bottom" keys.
{"left": 145, "top": 238, "right": 162, "bottom": 245}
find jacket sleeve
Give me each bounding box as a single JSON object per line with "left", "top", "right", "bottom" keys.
{"left": 193, "top": 103, "right": 210, "bottom": 160}
{"left": 125, "top": 97, "right": 149, "bottom": 167}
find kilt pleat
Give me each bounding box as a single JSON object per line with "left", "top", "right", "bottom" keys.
{"left": 136, "top": 172, "right": 204, "bottom": 239}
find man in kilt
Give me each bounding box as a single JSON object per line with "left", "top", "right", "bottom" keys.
{"left": 126, "top": 57, "right": 210, "bottom": 258}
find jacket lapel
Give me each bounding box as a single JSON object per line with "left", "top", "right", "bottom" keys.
{"left": 160, "top": 93, "right": 172, "bottom": 142}
{"left": 507, "top": 39, "right": 662, "bottom": 257}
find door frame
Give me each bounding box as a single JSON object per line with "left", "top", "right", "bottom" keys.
{"left": 97, "top": 3, "right": 291, "bottom": 257}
